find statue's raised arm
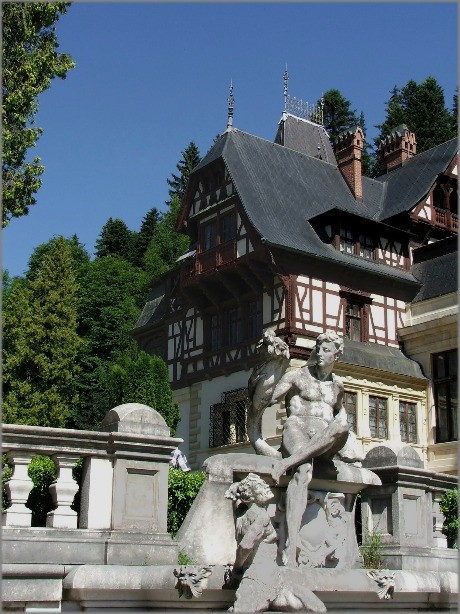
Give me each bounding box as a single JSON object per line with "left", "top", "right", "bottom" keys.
{"left": 246, "top": 329, "right": 290, "bottom": 457}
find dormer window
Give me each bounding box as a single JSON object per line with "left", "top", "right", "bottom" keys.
{"left": 338, "top": 228, "right": 375, "bottom": 260}
{"left": 359, "top": 234, "right": 374, "bottom": 259}
{"left": 339, "top": 228, "right": 354, "bottom": 254}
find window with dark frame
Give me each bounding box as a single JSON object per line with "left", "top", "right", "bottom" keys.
{"left": 433, "top": 349, "right": 457, "bottom": 443}
{"left": 228, "top": 307, "right": 242, "bottom": 345}
{"left": 345, "top": 302, "right": 362, "bottom": 341}
{"left": 248, "top": 299, "right": 262, "bottom": 340}
{"left": 359, "top": 234, "right": 374, "bottom": 259}
{"left": 369, "top": 396, "right": 388, "bottom": 439}
{"left": 209, "top": 388, "right": 248, "bottom": 447}
{"left": 202, "top": 221, "right": 216, "bottom": 251}
{"left": 220, "top": 211, "right": 237, "bottom": 243}
{"left": 399, "top": 400, "right": 417, "bottom": 443}
{"left": 339, "top": 228, "right": 354, "bottom": 254}
{"left": 344, "top": 391, "right": 357, "bottom": 432}
{"left": 210, "top": 314, "right": 220, "bottom": 351}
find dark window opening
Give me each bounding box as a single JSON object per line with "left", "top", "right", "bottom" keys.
{"left": 369, "top": 396, "right": 388, "bottom": 439}
{"left": 209, "top": 388, "right": 248, "bottom": 447}
{"left": 344, "top": 391, "right": 357, "bottom": 433}
{"left": 221, "top": 211, "right": 237, "bottom": 243}
{"left": 345, "top": 302, "right": 362, "bottom": 341}
{"left": 228, "top": 307, "right": 242, "bottom": 345}
{"left": 433, "top": 184, "right": 445, "bottom": 210}
{"left": 248, "top": 299, "right": 263, "bottom": 340}
{"left": 433, "top": 349, "right": 457, "bottom": 443}
{"left": 339, "top": 228, "right": 354, "bottom": 254}
{"left": 359, "top": 234, "right": 374, "bottom": 260}
{"left": 210, "top": 314, "right": 220, "bottom": 351}
{"left": 202, "top": 222, "right": 216, "bottom": 251}
{"left": 399, "top": 401, "right": 417, "bottom": 443}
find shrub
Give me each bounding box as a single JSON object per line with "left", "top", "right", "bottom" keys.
{"left": 440, "top": 489, "right": 458, "bottom": 548}
{"left": 168, "top": 468, "right": 205, "bottom": 537}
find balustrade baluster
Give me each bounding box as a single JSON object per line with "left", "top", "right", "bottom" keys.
{"left": 46, "top": 454, "right": 80, "bottom": 529}
{"left": 2, "top": 451, "right": 34, "bottom": 527}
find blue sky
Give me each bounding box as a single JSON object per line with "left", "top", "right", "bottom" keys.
{"left": 2, "top": 2, "right": 458, "bottom": 278}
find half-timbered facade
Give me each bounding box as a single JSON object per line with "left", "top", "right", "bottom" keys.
{"left": 133, "top": 113, "right": 458, "bottom": 470}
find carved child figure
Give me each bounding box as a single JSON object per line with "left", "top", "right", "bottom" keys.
{"left": 225, "top": 473, "right": 326, "bottom": 613}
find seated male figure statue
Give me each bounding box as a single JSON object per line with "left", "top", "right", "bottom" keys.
{"left": 269, "top": 331, "right": 356, "bottom": 567}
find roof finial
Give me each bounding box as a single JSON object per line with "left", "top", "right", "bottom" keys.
{"left": 283, "top": 65, "right": 289, "bottom": 111}
{"left": 227, "top": 80, "right": 235, "bottom": 130}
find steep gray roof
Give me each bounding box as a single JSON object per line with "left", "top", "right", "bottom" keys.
{"left": 372, "top": 138, "right": 458, "bottom": 222}
{"left": 192, "top": 128, "right": 420, "bottom": 293}
{"left": 274, "top": 113, "right": 336, "bottom": 164}
{"left": 341, "top": 340, "right": 425, "bottom": 378}
{"left": 411, "top": 236, "right": 458, "bottom": 303}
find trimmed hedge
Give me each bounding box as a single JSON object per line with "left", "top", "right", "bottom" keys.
{"left": 440, "top": 489, "right": 458, "bottom": 548}
{"left": 168, "top": 468, "right": 205, "bottom": 537}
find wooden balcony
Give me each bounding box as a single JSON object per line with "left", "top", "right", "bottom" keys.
{"left": 180, "top": 242, "right": 237, "bottom": 285}
{"left": 434, "top": 207, "right": 458, "bottom": 231}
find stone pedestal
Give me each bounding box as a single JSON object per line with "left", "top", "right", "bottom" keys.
{"left": 177, "top": 452, "right": 381, "bottom": 566}
{"left": 361, "top": 442, "right": 458, "bottom": 571}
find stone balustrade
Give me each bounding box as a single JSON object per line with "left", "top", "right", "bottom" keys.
{"left": 2, "top": 403, "right": 182, "bottom": 535}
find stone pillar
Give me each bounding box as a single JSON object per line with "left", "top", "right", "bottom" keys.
{"left": 100, "top": 403, "right": 173, "bottom": 532}
{"left": 2, "top": 452, "right": 34, "bottom": 527}
{"left": 79, "top": 457, "right": 113, "bottom": 529}
{"left": 46, "top": 454, "right": 80, "bottom": 529}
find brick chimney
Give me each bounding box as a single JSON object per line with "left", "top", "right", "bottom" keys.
{"left": 334, "top": 126, "right": 364, "bottom": 201}
{"left": 377, "top": 124, "right": 417, "bottom": 173}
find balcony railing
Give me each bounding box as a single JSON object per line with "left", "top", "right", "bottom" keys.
{"left": 434, "top": 207, "right": 458, "bottom": 231}
{"left": 180, "top": 243, "right": 238, "bottom": 284}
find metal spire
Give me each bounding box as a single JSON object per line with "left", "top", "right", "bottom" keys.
{"left": 283, "top": 65, "right": 289, "bottom": 111}
{"left": 227, "top": 80, "right": 235, "bottom": 130}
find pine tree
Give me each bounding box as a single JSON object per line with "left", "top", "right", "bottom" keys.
{"left": 95, "top": 217, "right": 137, "bottom": 263}
{"left": 166, "top": 141, "right": 201, "bottom": 205}
{"left": 27, "top": 235, "right": 90, "bottom": 282}
{"left": 134, "top": 206, "right": 160, "bottom": 268}
{"left": 144, "top": 195, "right": 190, "bottom": 283}
{"left": 320, "top": 90, "right": 361, "bottom": 141}
{"left": 375, "top": 77, "right": 456, "bottom": 159}
{"left": 3, "top": 238, "right": 81, "bottom": 427}
{"left": 452, "top": 88, "right": 458, "bottom": 132}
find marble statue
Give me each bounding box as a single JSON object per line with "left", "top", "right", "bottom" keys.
{"left": 225, "top": 473, "right": 326, "bottom": 613}
{"left": 247, "top": 330, "right": 364, "bottom": 567}
{"left": 247, "top": 329, "right": 290, "bottom": 457}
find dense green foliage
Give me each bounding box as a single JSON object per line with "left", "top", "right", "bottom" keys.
{"left": 168, "top": 469, "right": 206, "bottom": 537}
{"left": 95, "top": 217, "right": 137, "bottom": 263}
{"left": 166, "top": 141, "right": 201, "bottom": 205}
{"left": 105, "top": 352, "right": 180, "bottom": 434}
{"left": 2, "top": 2, "right": 75, "bottom": 227}
{"left": 144, "top": 195, "right": 190, "bottom": 283}
{"left": 3, "top": 238, "right": 82, "bottom": 427}
{"left": 374, "top": 77, "right": 457, "bottom": 174}
{"left": 440, "top": 489, "right": 458, "bottom": 548}
{"left": 321, "top": 89, "right": 361, "bottom": 141}
{"left": 134, "top": 207, "right": 160, "bottom": 268}
{"left": 26, "top": 234, "right": 91, "bottom": 282}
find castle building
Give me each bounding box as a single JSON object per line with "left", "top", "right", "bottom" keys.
{"left": 133, "top": 108, "right": 458, "bottom": 472}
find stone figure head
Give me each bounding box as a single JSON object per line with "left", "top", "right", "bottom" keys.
{"left": 225, "top": 473, "right": 274, "bottom": 507}
{"left": 314, "top": 331, "right": 344, "bottom": 368}
{"left": 325, "top": 493, "right": 345, "bottom": 519}
{"left": 256, "top": 329, "right": 290, "bottom": 361}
